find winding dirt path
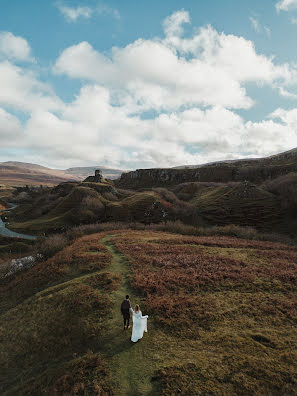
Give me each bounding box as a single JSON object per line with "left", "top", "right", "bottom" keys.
{"left": 100, "top": 234, "right": 157, "bottom": 396}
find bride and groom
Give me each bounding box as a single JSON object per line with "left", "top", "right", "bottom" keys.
{"left": 121, "top": 295, "right": 148, "bottom": 343}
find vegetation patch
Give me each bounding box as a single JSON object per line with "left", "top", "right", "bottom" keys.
{"left": 0, "top": 233, "right": 119, "bottom": 395}
{"left": 110, "top": 230, "right": 297, "bottom": 394}
{"left": 9, "top": 352, "right": 113, "bottom": 396}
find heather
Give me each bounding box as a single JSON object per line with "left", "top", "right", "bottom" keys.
{"left": 1, "top": 230, "right": 297, "bottom": 394}
{"left": 111, "top": 231, "right": 297, "bottom": 394}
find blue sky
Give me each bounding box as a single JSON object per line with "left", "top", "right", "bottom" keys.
{"left": 1, "top": 0, "right": 297, "bottom": 169}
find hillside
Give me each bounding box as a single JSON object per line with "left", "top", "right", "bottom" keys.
{"left": 0, "top": 163, "right": 79, "bottom": 187}
{"left": 116, "top": 147, "right": 297, "bottom": 189}
{"left": 6, "top": 179, "right": 168, "bottom": 234}
{"left": 1, "top": 230, "right": 296, "bottom": 394}
{"left": 175, "top": 147, "right": 297, "bottom": 169}
{"left": 6, "top": 172, "right": 297, "bottom": 237}
{"left": 0, "top": 162, "right": 125, "bottom": 187}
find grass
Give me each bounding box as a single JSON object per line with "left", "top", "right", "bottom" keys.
{"left": 110, "top": 230, "right": 297, "bottom": 395}
{"left": 1, "top": 230, "right": 297, "bottom": 395}
{"left": 0, "top": 234, "right": 118, "bottom": 394}
{"left": 188, "top": 182, "right": 282, "bottom": 231}
{"left": 99, "top": 235, "right": 157, "bottom": 395}
{"left": 7, "top": 176, "right": 297, "bottom": 237}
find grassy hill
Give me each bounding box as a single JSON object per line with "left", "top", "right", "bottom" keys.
{"left": 7, "top": 181, "right": 167, "bottom": 234}
{"left": 0, "top": 163, "right": 80, "bottom": 187}
{"left": 0, "top": 162, "right": 126, "bottom": 187}
{"left": 1, "top": 230, "right": 296, "bottom": 394}
{"left": 6, "top": 174, "right": 297, "bottom": 237}
{"left": 172, "top": 182, "right": 285, "bottom": 231}
{"left": 175, "top": 147, "right": 297, "bottom": 169}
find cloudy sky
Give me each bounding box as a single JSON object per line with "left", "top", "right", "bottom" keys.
{"left": 1, "top": 0, "right": 297, "bottom": 169}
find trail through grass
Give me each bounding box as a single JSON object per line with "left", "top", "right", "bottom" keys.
{"left": 100, "top": 235, "right": 157, "bottom": 396}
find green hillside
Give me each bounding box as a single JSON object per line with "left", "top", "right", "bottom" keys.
{"left": 5, "top": 174, "right": 297, "bottom": 237}
{"left": 186, "top": 182, "right": 282, "bottom": 230}
{"left": 7, "top": 182, "right": 167, "bottom": 234}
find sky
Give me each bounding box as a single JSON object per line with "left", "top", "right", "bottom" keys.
{"left": 1, "top": 0, "right": 297, "bottom": 170}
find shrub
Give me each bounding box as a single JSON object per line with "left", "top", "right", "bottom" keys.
{"left": 263, "top": 173, "right": 297, "bottom": 209}
{"left": 37, "top": 234, "right": 69, "bottom": 259}
{"left": 102, "top": 191, "right": 119, "bottom": 201}
{"left": 82, "top": 196, "right": 105, "bottom": 213}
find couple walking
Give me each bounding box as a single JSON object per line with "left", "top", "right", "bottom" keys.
{"left": 121, "top": 295, "right": 148, "bottom": 343}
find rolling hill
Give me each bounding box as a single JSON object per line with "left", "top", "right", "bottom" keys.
{"left": 3, "top": 147, "right": 297, "bottom": 237}
{"left": 5, "top": 174, "right": 297, "bottom": 237}
{"left": 174, "top": 147, "right": 297, "bottom": 169}
{"left": 0, "top": 162, "right": 126, "bottom": 187}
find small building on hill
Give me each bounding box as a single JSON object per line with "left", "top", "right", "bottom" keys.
{"left": 83, "top": 169, "right": 104, "bottom": 183}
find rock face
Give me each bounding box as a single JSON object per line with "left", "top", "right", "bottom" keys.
{"left": 83, "top": 169, "right": 104, "bottom": 183}
{"left": 115, "top": 163, "right": 297, "bottom": 189}
{"left": 115, "top": 148, "right": 297, "bottom": 189}
{"left": 1, "top": 255, "right": 37, "bottom": 279}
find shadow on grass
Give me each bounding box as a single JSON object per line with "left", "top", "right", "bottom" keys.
{"left": 96, "top": 325, "right": 138, "bottom": 358}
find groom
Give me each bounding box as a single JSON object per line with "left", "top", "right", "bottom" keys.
{"left": 121, "top": 295, "right": 131, "bottom": 330}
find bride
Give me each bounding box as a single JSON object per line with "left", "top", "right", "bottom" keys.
{"left": 130, "top": 304, "right": 148, "bottom": 343}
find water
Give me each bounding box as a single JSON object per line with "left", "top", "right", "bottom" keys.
{"left": 0, "top": 204, "right": 37, "bottom": 240}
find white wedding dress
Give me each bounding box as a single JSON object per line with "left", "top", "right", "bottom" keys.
{"left": 130, "top": 309, "right": 148, "bottom": 342}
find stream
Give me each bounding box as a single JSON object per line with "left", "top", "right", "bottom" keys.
{"left": 0, "top": 204, "right": 37, "bottom": 240}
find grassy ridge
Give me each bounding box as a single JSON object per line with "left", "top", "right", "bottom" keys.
{"left": 8, "top": 184, "right": 165, "bottom": 234}
{"left": 0, "top": 234, "right": 119, "bottom": 394}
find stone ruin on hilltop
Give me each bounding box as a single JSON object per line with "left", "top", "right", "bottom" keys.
{"left": 83, "top": 169, "right": 104, "bottom": 183}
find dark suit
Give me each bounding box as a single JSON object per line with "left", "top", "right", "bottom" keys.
{"left": 121, "top": 299, "right": 131, "bottom": 328}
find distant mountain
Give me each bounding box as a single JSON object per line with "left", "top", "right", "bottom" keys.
{"left": 0, "top": 164, "right": 79, "bottom": 187}
{"left": 0, "top": 162, "right": 126, "bottom": 187}
{"left": 66, "top": 166, "right": 125, "bottom": 180}
{"left": 173, "top": 147, "right": 297, "bottom": 169}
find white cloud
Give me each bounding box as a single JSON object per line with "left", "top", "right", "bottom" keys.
{"left": 276, "top": 0, "right": 297, "bottom": 11}
{"left": 250, "top": 17, "right": 260, "bottom": 32}
{"left": 0, "top": 61, "right": 62, "bottom": 113}
{"left": 275, "top": 0, "right": 297, "bottom": 11}
{"left": 57, "top": 4, "right": 92, "bottom": 22}
{"left": 0, "top": 32, "right": 34, "bottom": 62}
{"left": 17, "top": 81, "right": 297, "bottom": 169}
{"left": 264, "top": 26, "right": 271, "bottom": 37}
{"left": 56, "top": 2, "right": 120, "bottom": 23}
{"left": 1, "top": 11, "right": 297, "bottom": 169}
{"left": 54, "top": 20, "right": 297, "bottom": 113}
{"left": 163, "top": 10, "right": 190, "bottom": 37}
{"left": 0, "top": 108, "right": 23, "bottom": 145}
{"left": 249, "top": 17, "right": 271, "bottom": 37}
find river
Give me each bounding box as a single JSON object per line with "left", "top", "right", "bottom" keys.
{"left": 0, "top": 204, "right": 37, "bottom": 240}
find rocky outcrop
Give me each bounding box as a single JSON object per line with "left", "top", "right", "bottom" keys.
{"left": 83, "top": 169, "right": 104, "bottom": 183}
{"left": 1, "top": 255, "right": 37, "bottom": 279}
{"left": 115, "top": 163, "right": 297, "bottom": 189}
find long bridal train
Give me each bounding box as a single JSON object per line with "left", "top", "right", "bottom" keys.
{"left": 130, "top": 306, "right": 148, "bottom": 343}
